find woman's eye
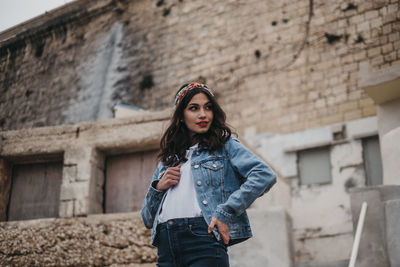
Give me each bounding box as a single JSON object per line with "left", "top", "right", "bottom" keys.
{"left": 189, "top": 106, "right": 198, "bottom": 111}
{"left": 205, "top": 105, "right": 212, "bottom": 110}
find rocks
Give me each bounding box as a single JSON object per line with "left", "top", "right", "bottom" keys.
{"left": 0, "top": 212, "right": 157, "bottom": 266}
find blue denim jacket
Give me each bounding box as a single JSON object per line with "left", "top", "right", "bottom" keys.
{"left": 141, "top": 137, "right": 276, "bottom": 246}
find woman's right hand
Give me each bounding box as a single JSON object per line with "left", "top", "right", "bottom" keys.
{"left": 156, "top": 165, "right": 181, "bottom": 191}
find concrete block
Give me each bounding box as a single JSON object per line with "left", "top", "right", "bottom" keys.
{"left": 76, "top": 160, "right": 93, "bottom": 182}
{"left": 229, "top": 207, "right": 294, "bottom": 267}
{"left": 381, "top": 126, "right": 400, "bottom": 185}
{"left": 378, "top": 98, "right": 400, "bottom": 137}
{"left": 346, "top": 116, "right": 378, "bottom": 139}
{"left": 75, "top": 198, "right": 89, "bottom": 216}
{"left": 350, "top": 186, "right": 400, "bottom": 267}
{"left": 63, "top": 164, "right": 78, "bottom": 183}
{"left": 350, "top": 188, "right": 389, "bottom": 267}
{"left": 60, "top": 181, "right": 89, "bottom": 200}
{"left": 64, "top": 147, "right": 93, "bottom": 165}
{"left": 295, "top": 259, "right": 348, "bottom": 267}
{"left": 385, "top": 199, "right": 400, "bottom": 267}
{"left": 331, "top": 140, "right": 363, "bottom": 168}
{"left": 59, "top": 200, "right": 74, "bottom": 218}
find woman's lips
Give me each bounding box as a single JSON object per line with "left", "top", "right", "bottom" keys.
{"left": 197, "top": 121, "right": 208, "bottom": 127}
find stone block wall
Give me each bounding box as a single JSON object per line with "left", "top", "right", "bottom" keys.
{"left": 0, "top": 111, "right": 169, "bottom": 265}
{"left": 1, "top": 0, "right": 399, "bottom": 135}
{"left": 0, "top": 212, "right": 157, "bottom": 266}
{"left": 60, "top": 147, "right": 105, "bottom": 217}
{"left": 0, "top": 110, "right": 169, "bottom": 221}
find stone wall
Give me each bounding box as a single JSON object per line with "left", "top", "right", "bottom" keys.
{"left": 0, "top": 110, "right": 169, "bottom": 220}
{"left": 1, "top": 0, "right": 399, "bottom": 134}
{"left": 0, "top": 111, "right": 166, "bottom": 265}
{"left": 0, "top": 110, "right": 290, "bottom": 266}
{"left": 0, "top": 212, "right": 157, "bottom": 266}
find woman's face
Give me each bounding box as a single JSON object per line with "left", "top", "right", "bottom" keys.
{"left": 183, "top": 92, "right": 214, "bottom": 136}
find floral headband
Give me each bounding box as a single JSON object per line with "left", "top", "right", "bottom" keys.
{"left": 174, "top": 82, "right": 214, "bottom": 106}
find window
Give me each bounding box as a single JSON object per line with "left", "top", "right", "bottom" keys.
{"left": 362, "top": 136, "right": 383, "bottom": 186}
{"left": 7, "top": 161, "right": 63, "bottom": 221}
{"left": 298, "top": 146, "right": 332, "bottom": 185}
{"left": 104, "top": 150, "right": 158, "bottom": 213}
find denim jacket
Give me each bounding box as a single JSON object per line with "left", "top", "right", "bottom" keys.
{"left": 141, "top": 137, "right": 276, "bottom": 246}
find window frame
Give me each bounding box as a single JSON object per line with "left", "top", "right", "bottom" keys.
{"left": 297, "top": 145, "right": 333, "bottom": 186}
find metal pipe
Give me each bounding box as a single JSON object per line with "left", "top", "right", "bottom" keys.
{"left": 348, "top": 201, "right": 368, "bottom": 267}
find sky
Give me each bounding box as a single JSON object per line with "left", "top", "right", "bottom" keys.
{"left": 0, "top": 0, "right": 75, "bottom": 33}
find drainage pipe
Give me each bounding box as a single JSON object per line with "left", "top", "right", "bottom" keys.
{"left": 348, "top": 201, "right": 368, "bottom": 267}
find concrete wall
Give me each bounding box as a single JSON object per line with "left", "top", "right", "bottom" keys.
{"left": 1, "top": 0, "right": 399, "bottom": 134}
{"left": 361, "top": 62, "right": 400, "bottom": 186}
{"left": 358, "top": 61, "right": 400, "bottom": 267}
{"left": 0, "top": 212, "right": 157, "bottom": 266}
{"left": 376, "top": 96, "right": 400, "bottom": 185}
{"left": 229, "top": 208, "right": 294, "bottom": 267}
{"left": 350, "top": 186, "right": 400, "bottom": 267}
{"left": 246, "top": 116, "right": 379, "bottom": 263}
{"left": 381, "top": 126, "right": 400, "bottom": 185}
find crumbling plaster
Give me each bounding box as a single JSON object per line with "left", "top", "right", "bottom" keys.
{"left": 247, "top": 116, "right": 378, "bottom": 262}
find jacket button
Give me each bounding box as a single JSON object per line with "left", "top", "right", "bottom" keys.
{"left": 202, "top": 200, "right": 208, "bottom": 205}
{"left": 194, "top": 164, "right": 199, "bottom": 169}
{"left": 196, "top": 151, "right": 200, "bottom": 156}
{"left": 212, "top": 163, "right": 217, "bottom": 168}
{"left": 197, "top": 180, "right": 202, "bottom": 186}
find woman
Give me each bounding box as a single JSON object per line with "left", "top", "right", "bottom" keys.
{"left": 141, "top": 82, "right": 276, "bottom": 267}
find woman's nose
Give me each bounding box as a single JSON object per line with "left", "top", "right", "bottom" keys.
{"left": 198, "top": 108, "right": 206, "bottom": 118}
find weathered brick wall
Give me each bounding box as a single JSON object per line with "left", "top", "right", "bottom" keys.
{"left": 0, "top": 212, "right": 157, "bottom": 266}
{"left": 0, "top": 0, "right": 399, "bottom": 134}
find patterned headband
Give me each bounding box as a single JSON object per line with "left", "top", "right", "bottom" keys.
{"left": 174, "top": 82, "right": 214, "bottom": 106}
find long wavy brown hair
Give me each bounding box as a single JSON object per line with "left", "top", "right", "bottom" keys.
{"left": 159, "top": 84, "right": 232, "bottom": 166}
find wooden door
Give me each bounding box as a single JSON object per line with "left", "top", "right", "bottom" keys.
{"left": 7, "top": 162, "right": 63, "bottom": 221}
{"left": 105, "top": 150, "right": 158, "bottom": 213}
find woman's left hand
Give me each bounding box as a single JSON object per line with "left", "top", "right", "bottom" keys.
{"left": 208, "top": 216, "right": 230, "bottom": 245}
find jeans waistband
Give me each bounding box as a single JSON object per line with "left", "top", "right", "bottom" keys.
{"left": 158, "top": 217, "right": 206, "bottom": 229}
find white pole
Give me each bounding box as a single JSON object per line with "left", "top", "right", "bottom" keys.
{"left": 348, "top": 201, "right": 368, "bottom": 267}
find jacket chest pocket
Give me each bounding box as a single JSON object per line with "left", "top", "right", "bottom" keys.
{"left": 202, "top": 160, "right": 224, "bottom": 187}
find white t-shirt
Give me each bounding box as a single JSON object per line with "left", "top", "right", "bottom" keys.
{"left": 158, "top": 144, "right": 202, "bottom": 223}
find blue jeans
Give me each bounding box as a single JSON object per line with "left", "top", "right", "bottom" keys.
{"left": 154, "top": 217, "right": 229, "bottom": 267}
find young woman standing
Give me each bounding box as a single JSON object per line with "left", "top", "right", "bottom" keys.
{"left": 141, "top": 82, "right": 276, "bottom": 267}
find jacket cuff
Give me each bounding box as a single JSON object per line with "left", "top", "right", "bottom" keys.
{"left": 212, "top": 206, "right": 234, "bottom": 224}
{"left": 148, "top": 180, "right": 165, "bottom": 200}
